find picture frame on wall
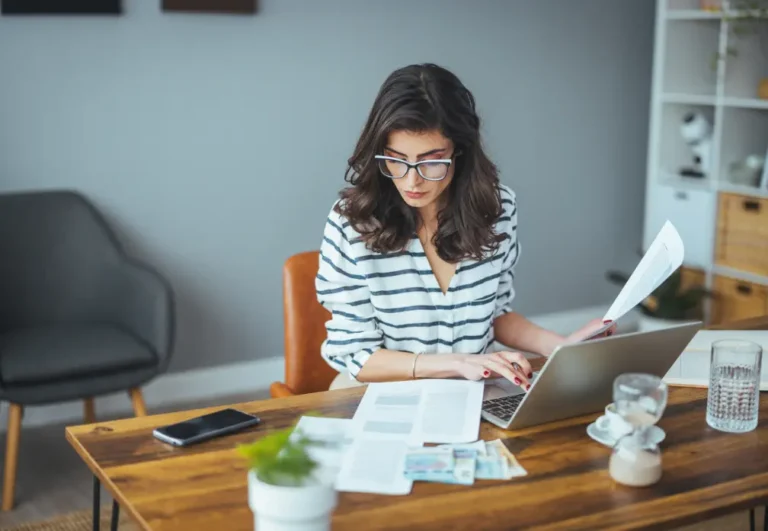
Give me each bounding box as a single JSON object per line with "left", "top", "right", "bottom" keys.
{"left": 1, "top": 0, "right": 121, "bottom": 14}
{"left": 162, "top": 0, "right": 256, "bottom": 13}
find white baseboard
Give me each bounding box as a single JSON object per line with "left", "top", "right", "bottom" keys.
{"left": 0, "top": 303, "right": 627, "bottom": 432}
{"left": 0, "top": 357, "right": 284, "bottom": 432}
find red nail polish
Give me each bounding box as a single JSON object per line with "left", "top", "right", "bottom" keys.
{"left": 483, "top": 370, "right": 490, "bottom": 377}
{"left": 514, "top": 377, "right": 521, "bottom": 385}
{"left": 603, "top": 320, "right": 613, "bottom": 324}
{"left": 528, "top": 372, "right": 533, "bottom": 378}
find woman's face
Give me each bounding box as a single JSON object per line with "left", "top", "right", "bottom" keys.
{"left": 381, "top": 129, "right": 456, "bottom": 213}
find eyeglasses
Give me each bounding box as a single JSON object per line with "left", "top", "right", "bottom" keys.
{"left": 374, "top": 152, "right": 460, "bottom": 182}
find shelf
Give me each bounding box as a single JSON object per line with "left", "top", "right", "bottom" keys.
{"left": 662, "top": 93, "right": 717, "bottom": 105}
{"left": 718, "top": 106, "right": 768, "bottom": 187}
{"left": 722, "top": 97, "right": 768, "bottom": 110}
{"left": 663, "top": 19, "right": 721, "bottom": 96}
{"left": 718, "top": 182, "right": 768, "bottom": 198}
{"left": 659, "top": 173, "right": 713, "bottom": 191}
{"left": 723, "top": 22, "right": 768, "bottom": 99}
{"left": 712, "top": 265, "right": 768, "bottom": 286}
{"left": 661, "top": 95, "right": 768, "bottom": 109}
{"left": 666, "top": 10, "right": 723, "bottom": 20}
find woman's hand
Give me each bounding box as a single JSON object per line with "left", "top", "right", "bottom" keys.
{"left": 566, "top": 318, "right": 617, "bottom": 343}
{"left": 453, "top": 352, "right": 533, "bottom": 389}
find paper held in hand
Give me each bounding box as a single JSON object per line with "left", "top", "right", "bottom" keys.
{"left": 601, "top": 220, "right": 685, "bottom": 327}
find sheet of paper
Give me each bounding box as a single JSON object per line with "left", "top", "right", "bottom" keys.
{"left": 290, "top": 416, "right": 352, "bottom": 484}
{"left": 349, "top": 379, "right": 484, "bottom": 444}
{"left": 681, "top": 330, "right": 768, "bottom": 353}
{"left": 334, "top": 436, "right": 414, "bottom": 495}
{"left": 603, "top": 220, "right": 685, "bottom": 323}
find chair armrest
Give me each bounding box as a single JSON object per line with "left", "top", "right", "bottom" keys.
{"left": 270, "top": 381, "right": 296, "bottom": 398}
{"left": 102, "top": 259, "right": 176, "bottom": 372}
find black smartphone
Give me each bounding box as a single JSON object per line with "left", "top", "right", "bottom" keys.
{"left": 152, "top": 408, "right": 261, "bottom": 447}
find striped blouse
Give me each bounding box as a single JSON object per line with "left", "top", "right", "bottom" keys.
{"left": 316, "top": 184, "right": 520, "bottom": 380}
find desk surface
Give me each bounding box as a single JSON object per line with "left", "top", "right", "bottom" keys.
{"left": 66, "top": 318, "right": 768, "bottom": 531}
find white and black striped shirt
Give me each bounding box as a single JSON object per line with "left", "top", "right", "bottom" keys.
{"left": 316, "top": 185, "right": 519, "bottom": 379}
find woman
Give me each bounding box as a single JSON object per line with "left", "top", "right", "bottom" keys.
{"left": 316, "top": 63, "right": 613, "bottom": 390}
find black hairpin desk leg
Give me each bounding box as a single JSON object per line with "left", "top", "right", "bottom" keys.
{"left": 93, "top": 475, "right": 101, "bottom": 531}
{"left": 93, "top": 475, "right": 120, "bottom": 531}
{"left": 111, "top": 499, "right": 120, "bottom": 531}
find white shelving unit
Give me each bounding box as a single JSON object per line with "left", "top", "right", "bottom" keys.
{"left": 645, "top": 0, "right": 768, "bottom": 384}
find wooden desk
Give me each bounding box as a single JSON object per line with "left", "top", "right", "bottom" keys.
{"left": 67, "top": 319, "right": 768, "bottom": 531}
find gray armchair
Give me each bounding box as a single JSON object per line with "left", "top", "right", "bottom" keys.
{"left": 0, "top": 190, "right": 175, "bottom": 511}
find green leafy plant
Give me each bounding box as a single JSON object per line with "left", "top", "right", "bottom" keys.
{"left": 605, "top": 267, "right": 713, "bottom": 320}
{"left": 237, "top": 424, "right": 324, "bottom": 487}
{"left": 711, "top": 1, "right": 768, "bottom": 70}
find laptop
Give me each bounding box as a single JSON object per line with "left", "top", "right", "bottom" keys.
{"left": 481, "top": 321, "right": 702, "bottom": 430}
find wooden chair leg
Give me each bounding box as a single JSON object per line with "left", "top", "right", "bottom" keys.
{"left": 128, "top": 388, "right": 147, "bottom": 417}
{"left": 83, "top": 398, "right": 96, "bottom": 424}
{"left": 2, "top": 403, "right": 23, "bottom": 511}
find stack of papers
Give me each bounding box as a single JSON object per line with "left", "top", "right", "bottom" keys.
{"left": 291, "top": 379, "right": 487, "bottom": 495}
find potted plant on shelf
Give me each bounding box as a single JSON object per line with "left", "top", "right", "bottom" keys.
{"left": 605, "top": 267, "right": 714, "bottom": 331}
{"left": 238, "top": 423, "right": 337, "bottom": 531}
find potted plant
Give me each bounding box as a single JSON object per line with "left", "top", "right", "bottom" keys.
{"left": 238, "top": 424, "right": 338, "bottom": 531}
{"left": 605, "top": 267, "right": 713, "bottom": 331}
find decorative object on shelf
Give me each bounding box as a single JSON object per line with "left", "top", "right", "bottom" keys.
{"left": 712, "top": 1, "right": 768, "bottom": 70}
{"left": 606, "top": 266, "right": 713, "bottom": 328}
{"left": 759, "top": 78, "right": 768, "bottom": 99}
{"left": 727, "top": 153, "right": 765, "bottom": 187}
{"left": 700, "top": 0, "right": 723, "bottom": 11}
{"left": 760, "top": 146, "right": 768, "bottom": 190}
{"left": 162, "top": 0, "right": 256, "bottom": 13}
{"left": 1, "top": 0, "right": 120, "bottom": 14}
{"left": 238, "top": 422, "right": 338, "bottom": 531}
{"left": 679, "top": 111, "right": 713, "bottom": 179}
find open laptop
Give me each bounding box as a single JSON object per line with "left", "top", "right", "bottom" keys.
{"left": 481, "top": 321, "right": 702, "bottom": 430}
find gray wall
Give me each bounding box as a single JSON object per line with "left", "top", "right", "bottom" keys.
{"left": 0, "top": 0, "right": 654, "bottom": 373}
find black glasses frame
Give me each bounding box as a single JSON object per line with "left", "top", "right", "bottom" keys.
{"left": 374, "top": 151, "right": 461, "bottom": 182}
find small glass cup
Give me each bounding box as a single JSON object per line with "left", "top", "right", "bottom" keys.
{"left": 706, "top": 339, "right": 762, "bottom": 433}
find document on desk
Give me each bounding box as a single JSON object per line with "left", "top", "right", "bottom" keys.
{"left": 349, "top": 379, "right": 484, "bottom": 444}
{"left": 603, "top": 220, "right": 685, "bottom": 323}
{"left": 335, "top": 379, "right": 483, "bottom": 495}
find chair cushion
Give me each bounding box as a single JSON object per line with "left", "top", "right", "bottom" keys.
{"left": 0, "top": 325, "right": 157, "bottom": 386}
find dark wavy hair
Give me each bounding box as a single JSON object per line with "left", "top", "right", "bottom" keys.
{"left": 336, "top": 63, "right": 505, "bottom": 263}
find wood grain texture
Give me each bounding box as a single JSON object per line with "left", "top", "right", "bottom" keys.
{"left": 66, "top": 318, "right": 768, "bottom": 531}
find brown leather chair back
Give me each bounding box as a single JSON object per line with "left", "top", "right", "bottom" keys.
{"left": 280, "top": 250, "right": 336, "bottom": 395}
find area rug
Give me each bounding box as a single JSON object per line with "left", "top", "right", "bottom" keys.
{"left": 0, "top": 507, "right": 136, "bottom": 531}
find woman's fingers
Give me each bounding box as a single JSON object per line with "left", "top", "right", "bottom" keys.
{"left": 484, "top": 358, "right": 529, "bottom": 388}
{"left": 496, "top": 351, "right": 533, "bottom": 379}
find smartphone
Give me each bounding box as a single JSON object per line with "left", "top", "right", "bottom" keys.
{"left": 152, "top": 408, "right": 261, "bottom": 447}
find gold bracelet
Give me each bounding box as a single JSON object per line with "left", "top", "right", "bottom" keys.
{"left": 412, "top": 352, "right": 422, "bottom": 380}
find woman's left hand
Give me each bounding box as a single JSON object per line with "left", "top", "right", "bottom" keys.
{"left": 566, "top": 318, "right": 617, "bottom": 343}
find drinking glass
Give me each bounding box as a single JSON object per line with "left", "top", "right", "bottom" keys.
{"left": 706, "top": 339, "right": 762, "bottom": 433}
{"left": 609, "top": 373, "right": 668, "bottom": 487}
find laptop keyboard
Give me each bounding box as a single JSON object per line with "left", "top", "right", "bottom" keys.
{"left": 482, "top": 394, "right": 524, "bottom": 422}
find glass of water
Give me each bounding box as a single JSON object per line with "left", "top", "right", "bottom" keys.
{"left": 706, "top": 339, "right": 762, "bottom": 433}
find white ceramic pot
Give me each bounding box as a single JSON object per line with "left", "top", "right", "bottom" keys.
{"left": 637, "top": 315, "right": 681, "bottom": 332}
{"left": 247, "top": 471, "right": 338, "bottom": 531}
